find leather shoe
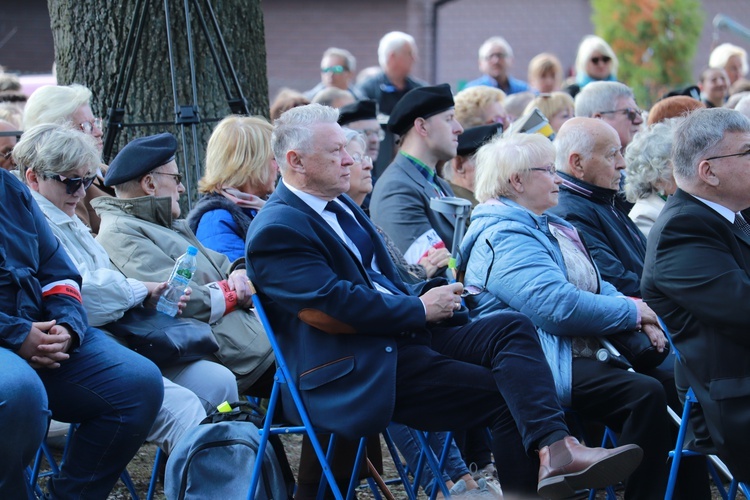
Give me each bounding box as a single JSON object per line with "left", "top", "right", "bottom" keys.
{"left": 537, "top": 436, "right": 642, "bottom": 499}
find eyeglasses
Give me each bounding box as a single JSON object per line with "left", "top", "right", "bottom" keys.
{"left": 590, "top": 56, "right": 612, "bottom": 65}
{"left": 360, "top": 128, "right": 385, "bottom": 141}
{"left": 705, "top": 149, "right": 750, "bottom": 162}
{"left": 79, "top": 118, "right": 103, "bottom": 134}
{"left": 321, "top": 65, "right": 347, "bottom": 73}
{"left": 600, "top": 107, "right": 643, "bottom": 123}
{"left": 151, "top": 172, "right": 183, "bottom": 184}
{"left": 485, "top": 53, "right": 508, "bottom": 61}
{"left": 43, "top": 172, "right": 96, "bottom": 194}
{"left": 529, "top": 164, "right": 557, "bottom": 176}
{"left": 350, "top": 153, "right": 372, "bottom": 165}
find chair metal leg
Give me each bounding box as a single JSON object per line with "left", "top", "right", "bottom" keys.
{"left": 146, "top": 447, "right": 165, "bottom": 500}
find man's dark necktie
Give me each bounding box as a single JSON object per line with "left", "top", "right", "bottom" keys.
{"left": 735, "top": 213, "right": 750, "bottom": 237}
{"left": 325, "top": 201, "right": 402, "bottom": 294}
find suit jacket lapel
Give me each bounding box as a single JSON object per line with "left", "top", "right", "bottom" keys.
{"left": 396, "top": 154, "right": 456, "bottom": 227}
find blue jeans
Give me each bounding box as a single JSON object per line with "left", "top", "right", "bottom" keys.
{"left": 388, "top": 423, "right": 468, "bottom": 495}
{"left": 0, "top": 349, "right": 50, "bottom": 500}
{"left": 36, "top": 329, "right": 163, "bottom": 499}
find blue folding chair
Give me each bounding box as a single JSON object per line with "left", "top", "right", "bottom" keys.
{"left": 247, "top": 287, "right": 419, "bottom": 500}
{"left": 26, "top": 423, "right": 141, "bottom": 499}
{"left": 659, "top": 318, "right": 750, "bottom": 500}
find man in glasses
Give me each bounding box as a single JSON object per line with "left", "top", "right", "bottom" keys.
{"left": 464, "top": 36, "right": 530, "bottom": 96}
{"left": 574, "top": 81, "right": 644, "bottom": 151}
{"left": 304, "top": 47, "right": 362, "bottom": 102}
{"left": 93, "top": 133, "right": 276, "bottom": 397}
{"left": 643, "top": 107, "right": 750, "bottom": 483}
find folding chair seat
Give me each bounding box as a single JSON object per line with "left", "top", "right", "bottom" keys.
{"left": 247, "top": 289, "right": 456, "bottom": 500}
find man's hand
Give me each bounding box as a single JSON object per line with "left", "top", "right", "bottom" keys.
{"left": 635, "top": 300, "right": 667, "bottom": 352}
{"left": 635, "top": 300, "right": 659, "bottom": 327}
{"left": 419, "top": 247, "right": 451, "bottom": 278}
{"left": 18, "top": 320, "right": 72, "bottom": 369}
{"left": 420, "top": 282, "right": 464, "bottom": 323}
{"left": 143, "top": 281, "right": 192, "bottom": 314}
{"left": 227, "top": 269, "right": 253, "bottom": 308}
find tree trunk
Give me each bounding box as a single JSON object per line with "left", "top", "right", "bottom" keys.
{"left": 47, "top": 0, "right": 269, "bottom": 207}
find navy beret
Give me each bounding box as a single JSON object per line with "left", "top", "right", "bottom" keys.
{"left": 338, "top": 100, "right": 378, "bottom": 125}
{"left": 457, "top": 124, "right": 502, "bottom": 157}
{"left": 388, "top": 83, "right": 455, "bottom": 136}
{"left": 105, "top": 132, "right": 178, "bottom": 187}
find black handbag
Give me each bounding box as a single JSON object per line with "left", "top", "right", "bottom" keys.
{"left": 606, "top": 329, "right": 670, "bottom": 371}
{"left": 104, "top": 307, "right": 219, "bottom": 367}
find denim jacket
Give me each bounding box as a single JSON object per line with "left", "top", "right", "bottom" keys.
{"left": 458, "top": 198, "right": 637, "bottom": 405}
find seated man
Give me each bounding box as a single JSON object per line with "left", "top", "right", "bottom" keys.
{"left": 549, "top": 117, "right": 647, "bottom": 297}
{"left": 246, "top": 103, "right": 643, "bottom": 499}
{"left": 0, "top": 167, "right": 163, "bottom": 498}
{"left": 92, "top": 133, "right": 274, "bottom": 395}
{"left": 642, "top": 107, "right": 750, "bottom": 482}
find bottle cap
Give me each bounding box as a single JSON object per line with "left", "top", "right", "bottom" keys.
{"left": 186, "top": 246, "right": 198, "bottom": 256}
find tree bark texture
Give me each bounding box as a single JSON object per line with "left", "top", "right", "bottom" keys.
{"left": 47, "top": 0, "right": 269, "bottom": 206}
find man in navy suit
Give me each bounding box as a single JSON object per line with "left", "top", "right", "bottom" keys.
{"left": 643, "top": 107, "right": 750, "bottom": 482}
{"left": 246, "top": 103, "right": 643, "bottom": 498}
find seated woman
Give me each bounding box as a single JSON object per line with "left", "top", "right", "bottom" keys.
{"left": 458, "top": 133, "right": 674, "bottom": 499}
{"left": 527, "top": 53, "right": 564, "bottom": 94}
{"left": 187, "top": 115, "right": 277, "bottom": 262}
{"left": 20, "top": 123, "right": 238, "bottom": 455}
{"left": 3, "top": 130, "right": 163, "bottom": 499}
{"left": 523, "top": 91, "right": 575, "bottom": 135}
{"left": 567, "top": 35, "right": 618, "bottom": 97}
{"left": 624, "top": 119, "right": 679, "bottom": 237}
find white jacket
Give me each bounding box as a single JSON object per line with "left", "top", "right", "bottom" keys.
{"left": 31, "top": 191, "right": 147, "bottom": 326}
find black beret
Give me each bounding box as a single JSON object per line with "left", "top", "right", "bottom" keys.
{"left": 105, "top": 133, "right": 178, "bottom": 187}
{"left": 457, "top": 124, "right": 502, "bottom": 157}
{"left": 388, "top": 83, "right": 454, "bottom": 136}
{"left": 338, "top": 100, "right": 378, "bottom": 125}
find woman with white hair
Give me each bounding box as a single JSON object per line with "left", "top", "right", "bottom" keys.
{"left": 570, "top": 35, "right": 618, "bottom": 94}
{"left": 709, "top": 43, "right": 748, "bottom": 86}
{"left": 459, "top": 132, "right": 674, "bottom": 499}
{"left": 624, "top": 120, "right": 679, "bottom": 237}
{"left": 19, "top": 122, "right": 239, "bottom": 457}
{"left": 23, "top": 83, "right": 110, "bottom": 233}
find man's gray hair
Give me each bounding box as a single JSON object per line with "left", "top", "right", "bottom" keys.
{"left": 24, "top": 84, "right": 92, "bottom": 129}
{"left": 14, "top": 123, "right": 99, "bottom": 180}
{"left": 672, "top": 107, "right": 750, "bottom": 183}
{"left": 378, "top": 31, "right": 416, "bottom": 69}
{"left": 575, "top": 81, "right": 633, "bottom": 118}
{"left": 272, "top": 103, "right": 340, "bottom": 171}
{"left": 735, "top": 95, "right": 750, "bottom": 119}
{"left": 478, "top": 36, "right": 514, "bottom": 60}
{"left": 624, "top": 119, "right": 679, "bottom": 201}
{"left": 322, "top": 47, "right": 356, "bottom": 72}
{"left": 554, "top": 120, "right": 596, "bottom": 173}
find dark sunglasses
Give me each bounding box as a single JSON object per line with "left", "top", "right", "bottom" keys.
{"left": 43, "top": 173, "right": 96, "bottom": 194}
{"left": 590, "top": 55, "right": 612, "bottom": 65}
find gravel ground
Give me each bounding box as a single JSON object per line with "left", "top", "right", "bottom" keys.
{"left": 36, "top": 437, "right": 736, "bottom": 499}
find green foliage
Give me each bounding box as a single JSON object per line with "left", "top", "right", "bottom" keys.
{"left": 591, "top": 0, "right": 704, "bottom": 108}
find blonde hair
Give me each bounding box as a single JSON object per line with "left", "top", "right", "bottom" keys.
{"left": 199, "top": 115, "right": 274, "bottom": 194}
{"left": 474, "top": 133, "right": 555, "bottom": 203}
{"left": 575, "top": 35, "right": 618, "bottom": 79}
{"left": 527, "top": 53, "right": 563, "bottom": 90}
{"left": 454, "top": 86, "right": 506, "bottom": 128}
{"left": 24, "top": 84, "right": 92, "bottom": 129}
{"left": 709, "top": 43, "right": 748, "bottom": 77}
{"left": 523, "top": 92, "right": 574, "bottom": 122}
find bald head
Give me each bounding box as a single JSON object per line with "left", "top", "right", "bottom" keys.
{"left": 556, "top": 117, "right": 625, "bottom": 190}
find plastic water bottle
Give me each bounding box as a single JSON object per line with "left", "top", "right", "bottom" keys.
{"left": 156, "top": 246, "right": 198, "bottom": 316}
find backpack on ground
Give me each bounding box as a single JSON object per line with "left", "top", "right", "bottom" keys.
{"left": 165, "top": 400, "right": 295, "bottom": 500}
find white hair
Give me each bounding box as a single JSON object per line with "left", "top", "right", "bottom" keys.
{"left": 709, "top": 43, "right": 748, "bottom": 77}
{"left": 14, "top": 123, "right": 99, "bottom": 180}
{"left": 272, "top": 103, "right": 339, "bottom": 171}
{"left": 478, "top": 36, "right": 514, "bottom": 60}
{"left": 574, "top": 35, "right": 619, "bottom": 79}
{"left": 24, "top": 84, "right": 92, "bottom": 129}
{"left": 575, "top": 81, "right": 634, "bottom": 117}
{"left": 378, "top": 31, "right": 416, "bottom": 69}
{"left": 735, "top": 95, "right": 750, "bottom": 119}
